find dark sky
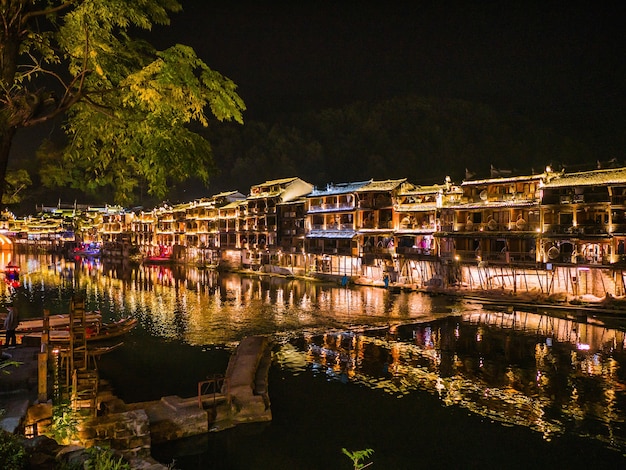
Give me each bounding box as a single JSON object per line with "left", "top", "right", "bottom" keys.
{"left": 10, "top": 1, "right": 626, "bottom": 204}
{"left": 151, "top": 0, "right": 625, "bottom": 140}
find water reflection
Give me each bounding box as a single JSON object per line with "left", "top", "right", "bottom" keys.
{"left": 3, "top": 252, "right": 459, "bottom": 344}
{"left": 276, "top": 311, "right": 626, "bottom": 450}
{"left": 3, "top": 252, "right": 626, "bottom": 455}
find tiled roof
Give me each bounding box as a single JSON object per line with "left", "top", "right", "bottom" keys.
{"left": 462, "top": 173, "right": 545, "bottom": 186}
{"left": 251, "top": 177, "right": 298, "bottom": 188}
{"left": 219, "top": 200, "right": 246, "bottom": 210}
{"left": 356, "top": 178, "right": 407, "bottom": 192}
{"left": 446, "top": 199, "right": 539, "bottom": 210}
{"left": 543, "top": 167, "right": 626, "bottom": 187}
{"left": 212, "top": 190, "right": 243, "bottom": 198}
{"left": 247, "top": 190, "right": 283, "bottom": 199}
{"left": 309, "top": 181, "right": 370, "bottom": 197}
{"left": 398, "top": 184, "right": 443, "bottom": 196}
{"left": 248, "top": 177, "right": 301, "bottom": 199}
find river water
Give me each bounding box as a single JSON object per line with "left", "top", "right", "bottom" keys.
{"left": 3, "top": 251, "right": 626, "bottom": 469}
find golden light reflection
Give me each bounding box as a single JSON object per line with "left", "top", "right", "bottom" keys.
{"left": 7, "top": 252, "right": 626, "bottom": 452}
{"left": 281, "top": 311, "right": 626, "bottom": 449}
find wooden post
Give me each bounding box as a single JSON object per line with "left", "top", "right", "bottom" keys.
{"left": 37, "top": 353, "right": 47, "bottom": 403}
{"left": 38, "top": 310, "right": 49, "bottom": 403}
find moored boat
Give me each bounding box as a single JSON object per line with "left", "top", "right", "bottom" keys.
{"left": 22, "top": 317, "right": 138, "bottom": 344}
{"left": 143, "top": 254, "right": 175, "bottom": 264}
{"left": 1, "top": 312, "right": 102, "bottom": 335}
{"left": 72, "top": 242, "right": 101, "bottom": 257}
{"left": 3, "top": 262, "right": 20, "bottom": 288}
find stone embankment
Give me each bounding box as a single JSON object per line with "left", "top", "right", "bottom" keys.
{"left": 1, "top": 335, "right": 273, "bottom": 467}
{"left": 117, "top": 335, "right": 272, "bottom": 442}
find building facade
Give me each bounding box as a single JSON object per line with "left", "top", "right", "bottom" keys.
{"left": 6, "top": 167, "right": 626, "bottom": 298}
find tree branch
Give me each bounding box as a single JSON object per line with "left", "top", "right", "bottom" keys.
{"left": 21, "top": 1, "right": 79, "bottom": 23}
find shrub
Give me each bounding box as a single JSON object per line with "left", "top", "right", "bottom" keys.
{"left": 83, "top": 447, "right": 132, "bottom": 470}
{"left": 0, "top": 430, "right": 27, "bottom": 470}
{"left": 47, "top": 402, "right": 82, "bottom": 445}
{"left": 342, "top": 448, "right": 374, "bottom": 470}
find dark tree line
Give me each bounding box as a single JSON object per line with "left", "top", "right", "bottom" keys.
{"left": 12, "top": 94, "right": 602, "bottom": 212}
{"left": 197, "top": 94, "right": 595, "bottom": 196}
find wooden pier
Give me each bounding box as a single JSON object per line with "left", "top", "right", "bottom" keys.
{"left": 114, "top": 335, "right": 273, "bottom": 444}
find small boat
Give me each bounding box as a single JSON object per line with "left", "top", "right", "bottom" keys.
{"left": 58, "top": 341, "right": 125, "bottom": 370}
{"left": 72, "top": 243, "right": 101, "bottom": 257}
{"left": 3, "top": 262, "right": 20, "bottom": 288}
{"left": 23, "top": 317, "right": 138, "bottom": 344}
{"left": 143, "top": 255, "right": 174, "bottom": 265}
{"left": 142, "top": 244, "right": 175, "bottom": 264}
{"left": 1, "top": 312, "right": 103, "bottom": 335}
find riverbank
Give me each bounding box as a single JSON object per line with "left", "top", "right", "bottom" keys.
{"left": 0, "top": 346, "right": 169, "bottom": 469}
{"left": 0, "top": 336, "right": 272, "bottom": 468}
{"left": 0, "top": 346, "right": 39, "bottom": 434}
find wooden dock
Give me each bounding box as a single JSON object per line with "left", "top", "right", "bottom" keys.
{"left": 115, "top": 335, "right": 273, "bottom": 443}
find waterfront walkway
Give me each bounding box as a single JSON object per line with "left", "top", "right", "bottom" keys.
{"left": 0, "top": 346, "right": 40, "bottom": 433}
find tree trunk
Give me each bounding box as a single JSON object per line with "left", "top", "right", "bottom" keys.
{"left": 0, "top": 124, "right": 16, "bottom": 198}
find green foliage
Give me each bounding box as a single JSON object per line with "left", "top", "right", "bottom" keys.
{"left": 0, "top": 430, "right": 27, "bottom": 470}
{"left": 0, "top": 359, "right": 21, "bottom": 375}
{"left": 1, "top": 0, "right": 245, "bottom": 205}
{"left": 1, "top": 170, "right": 31, "bottom": 204}
{"left": 46, "top": 402, "right": 82, "bottom": 445}
{"left": 342, "top": 448, "right": 374, "bottom": 470}
{"left": 83, "top": 447, "right": 132, "bottom": 470}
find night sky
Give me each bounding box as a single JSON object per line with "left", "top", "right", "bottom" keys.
{"left": 10, "top": 1, "right": 626, "bottom": 202}
{"left": 153, "top": 1, "right": 625, "bottom": 137}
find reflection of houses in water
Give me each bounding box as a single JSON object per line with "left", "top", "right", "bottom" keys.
{"left": 295, "top": 312, "right": 626, "bottom": 447}
{"left": 461, "top": 309, "right": 626, "bottom": 353}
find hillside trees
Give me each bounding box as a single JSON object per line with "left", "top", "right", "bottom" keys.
{"left": 0, "top": 0, "right": 245, "bottom": 205}
{"left": 205, "top": 95, "right": 594, "bottom": 194}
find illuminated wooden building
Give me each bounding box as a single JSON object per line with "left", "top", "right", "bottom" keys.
{"left": 305, "top": 181, "right": 367, "bottom": 253}
{"left": 149, "top": 204, "right": 186, "bottom": 259}
{"left": 304, "top": 181, "right": 369, "bottom": 274}
{"left": 218, "top": 199, "right": 245, "bottom": 249}
{"left": 354, "top": 179, "right": 412, "bottom": 279}
{"left": 277, "top": 198, "right": 307, "bottom": 253}
{"left": 394, "top": 179, "right": 460, "bottom": 257}
{"left": 214, "top": 178, "right": 313, "bottom": 269}
{"left": 184, "top": 191, "right": 245, "bottom": 265}
{"left": 129, "top": 210, "right": 156, "bottom": 255}
{"left": 539, "top": 166, "right": 626, "bottom": 265}
{"left": 98, "top": 206, "right": 134, "bottom": 258}
{"left": 438, "top": 172, "right": 544, "bottom": 264}
{"left": 12, "top": 164, "right": 626, "bottom": 297}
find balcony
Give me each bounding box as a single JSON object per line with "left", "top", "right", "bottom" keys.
{"left": 456, "top": 220, "right": 540, "bottom": 232}
{"left": 398, "top": 222, "right": 437, "bottom": 232}
{"left": 543, "top": 224, "right": 609, "bottom": 236}
{"left": 454, "top": 250, "right": 537, "bottom": 264}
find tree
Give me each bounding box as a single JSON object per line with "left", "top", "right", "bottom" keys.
{"left": 1, "top": 0, "right": 245, "bottom": 205}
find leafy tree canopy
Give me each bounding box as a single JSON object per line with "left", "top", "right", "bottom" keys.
{"left": 0, "top": 0, "right": 245, "bottom": 205}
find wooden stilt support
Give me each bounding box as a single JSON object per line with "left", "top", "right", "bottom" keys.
{"left": 38, "top": 310, "right": 49, "bottom": 403}
{"left": 68, "top": 297, "right": 99, "bottom": 415}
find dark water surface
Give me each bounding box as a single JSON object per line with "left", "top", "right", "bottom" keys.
{"left": 3, "top": 252, "right": 626, "bottom": 468}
